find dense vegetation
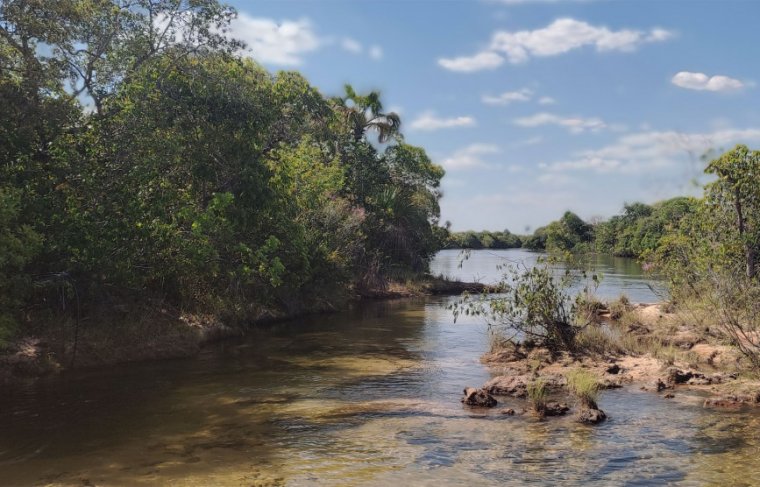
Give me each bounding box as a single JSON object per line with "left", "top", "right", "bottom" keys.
{"left": 448, "top": 198, "right": 698, "bottom": 258}
{"left": 0, "top": 0, "right": 445, "bottom": 346}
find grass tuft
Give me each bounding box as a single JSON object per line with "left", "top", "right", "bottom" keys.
{"left": 526, "top": 378, "right": 548, "bottom": 416}
{"left": 566, "top": 368, "right": 600, "bottom": 409}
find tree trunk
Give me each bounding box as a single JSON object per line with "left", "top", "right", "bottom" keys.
{"left": 735, "top": 191, "right": 756, "bottom": 278}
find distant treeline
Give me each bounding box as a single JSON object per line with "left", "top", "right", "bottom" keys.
{"left": 447, "top": 196, "right": 698, "bottom": 259}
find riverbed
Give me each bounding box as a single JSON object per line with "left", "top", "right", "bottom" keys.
{"left": 1, "top": 250, "right": 758, "bottom": 486}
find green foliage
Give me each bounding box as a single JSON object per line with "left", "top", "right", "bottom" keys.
{"left": 452, "top": 258, "right": 596, "bottom": 353}
{"left": 527, "top": 378, "right": 548, "bottom": 416}
{"left": 565, "top": 368, "right": 600, "bottom": 409}
{"left": 0, "top": 1, "right": 446, "bottom": 343}
{"left": 447, "top": 229, "right": 523, "bottom": 250}
{"left": 0, "top": 188, "right": 42, "bottom": 344}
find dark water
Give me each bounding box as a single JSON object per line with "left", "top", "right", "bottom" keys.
{"left": 0, "top": 250, "right": 758, "bottom": 486}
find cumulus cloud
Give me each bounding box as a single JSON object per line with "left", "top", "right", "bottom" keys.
{"left": 482, "top": 88, "right": 533, "bottom": 105}
{"left": 409, "top": 112, "right": 476, "bottom": 131}
{"left": 439, "top": 18, "right": 673, "bottom": 72}
{"left": 538, "top": 96, "right": 556, "bottom": 105}
{"left": 671, "top": 71, "right": 745, "bottom": 92}
{"left": 232, "top": 14, "right": 321, "bottom": 65}
{"left": 541, "top": 128, "right": 760, "bottom": 175}
{"left": 514, "top": 112, "right": 607, "bottom": 133}
{"left": 440, "top": 144, "right": 500, "bottom": 170}
{"left": 438, "top": 51, "right": 504, "bottom": 72}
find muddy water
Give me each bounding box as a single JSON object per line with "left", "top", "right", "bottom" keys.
{"left": 1, "top": 250, "right": 759, "bottom": 486}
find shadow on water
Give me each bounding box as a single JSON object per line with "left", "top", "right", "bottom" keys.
{"left": 0, "top": 251, "right": 758, "bottom": 485}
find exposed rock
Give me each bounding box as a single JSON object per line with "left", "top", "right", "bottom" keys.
{"left": 481, "top": 348, "right": 527, "bottom": 365}
{"left": 655, "top": 379, "right": 670, "bottom": 392}
{"left": 599, "top": 377, "right": 625, "bottom": 389}
{"left": 461, "top": 387, "right": 497, "bottom": 408}
{"left": 501, "top": 408, "right": 515, "bottom": 415}
{"left": 544, "top": 402, "right": 570, "bottom": 417}
{"left": 577, "top": 408, "right": 607, "bottom": 424}
{"left": 664, "top": 393, "right": 675, "bottom": 399}
{"left": 483, "top": 374, "right": 564, "bottom": 398}
{"left": 704, "top": 392, "right": 760, "bottom": 408}
{"left": 606, "top": 364, "right": 621, "bottom": 375}
{"left": 483, "top": 375, "right": 529, "bottom": 398}
{"left": 665, "top": 367, "right": 705, "bottom": 385}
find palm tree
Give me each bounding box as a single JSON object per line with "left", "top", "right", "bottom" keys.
{"left": 334, "top": 84, "right": 401, "bottom": 143}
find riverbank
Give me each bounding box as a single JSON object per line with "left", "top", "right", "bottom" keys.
{"left": 0, "top": 276, "right": 493, "bottom": 384}
{"left": 468, "top": 302, "right": 760, "bottom": 418}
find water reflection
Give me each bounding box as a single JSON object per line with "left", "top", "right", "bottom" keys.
{"left": 0, "top": 254, "right": 756, "bottom": 485}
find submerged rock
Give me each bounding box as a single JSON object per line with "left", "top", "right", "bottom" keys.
{"left": 461, "top": 387, "right": 497, "bottom": 407}
{"left": 577, "top": 408, "right": 607, "bottom": 424}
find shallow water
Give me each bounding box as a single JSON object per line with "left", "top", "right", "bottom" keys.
{"left": 1, "top": 250, "right": 758, "bottom": 486}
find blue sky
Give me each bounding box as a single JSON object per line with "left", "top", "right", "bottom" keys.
{"left": 226, "top": 0, "right": 760, "bottom": 232}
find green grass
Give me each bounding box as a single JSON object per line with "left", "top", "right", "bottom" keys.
{"left": 526, "top": 378, "right": 548, "bottom": 416}
{"left": 565, "top": 368, "right": 600, "bottom": 409}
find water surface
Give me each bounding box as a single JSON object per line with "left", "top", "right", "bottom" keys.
{"left": 0, "top": 250, "right": 757, "bottom": 486}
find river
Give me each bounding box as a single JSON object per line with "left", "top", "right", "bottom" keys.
{"left": 0, "top": 250, "right": 758, "bottom": 486}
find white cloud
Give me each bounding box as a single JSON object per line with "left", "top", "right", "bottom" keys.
{"left": 514, "top": 112, "right": 607, "bottom": 133}
{"left": 541, "top": 127, "right": 760, "bottom": 175}
{"left": 482, "top": 88, "right": 533, "bottom": 105}
{"left": 439, "top": 18, "right": 673, "bottom": 72}
{"left": 671, "top": 71, "right": 745, "bottom": 92}
{"left": 369, "top": 45, "right": 384, "bottom": 60}
{"left": 440, "top": 144, "right": 500, "bottom": 170}
{"left": 341, "top": 37, "right": 362, "bottom": 54}
{"left": 538, "top": 96, "right": 556, "bottom": 105}
{"left": 232, "top": 14, "right": 321, "bottom": 65}
{"left": 438, "top": 51, "right": 504, "bottom": 72}
{"left": 409, "top": 112, "right": 476, "bottom": 131}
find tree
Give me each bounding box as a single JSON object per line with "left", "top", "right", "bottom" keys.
{"left": 705, "top": 144, "right": 760, "bottom": 278}
{"left": 334, "top": 84, "right": 401, "bottom": 144}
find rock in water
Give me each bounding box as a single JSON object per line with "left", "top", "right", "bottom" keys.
{"left": 461, "top": 387, "right": 497, "bottom": 407}
{"left": 577, "top": 408, "right": 607, "bottom": 424}
{"left": 544, "top": 402, "right": 570, "bottom": 416}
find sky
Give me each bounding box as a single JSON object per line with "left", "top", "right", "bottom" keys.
{"left": 225, "top": 0, "right": 760, "bottom": 233}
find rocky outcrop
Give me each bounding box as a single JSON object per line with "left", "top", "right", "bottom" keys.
{"left": 483, "top": 374, "right": 564, "bottom": 398}
{"left": 461, "top": 387, "right": 497, "bottom": 407}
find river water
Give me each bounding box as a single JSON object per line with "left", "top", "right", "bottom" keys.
{"left": 1, "top": 250, "right": 758, "bottom": 486}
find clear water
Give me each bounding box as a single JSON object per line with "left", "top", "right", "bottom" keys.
{"left": 0, "top": 250, "right": 757, "bottom": 486}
